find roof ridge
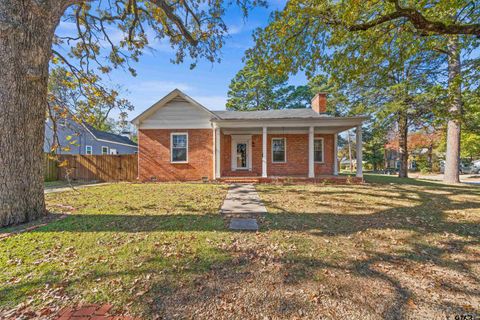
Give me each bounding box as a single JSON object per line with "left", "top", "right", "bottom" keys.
{"left": 83, "top": 123, "right": 137, "bottom": 146}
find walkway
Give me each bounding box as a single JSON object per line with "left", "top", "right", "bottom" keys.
{"left": 45, "top": 182, "right": 110, "bottom": 194}
{"left": 220, "top": 184, "right": 267, "bottom": 231}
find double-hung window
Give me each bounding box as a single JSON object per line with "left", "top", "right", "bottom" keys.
{"left": 85, "top": 145, "right": 93, "bottom": 155}
{"left": 272, "top": 138, "right": 286, "bottom": 163}
{"left": 314, "top": 138, "right": 324, "bottom": 163}
{"left": 171, "top": 133, "right": 188, "bottom": 163}
{"left": 101, "top": 146, "right": 109, "bottom": 155}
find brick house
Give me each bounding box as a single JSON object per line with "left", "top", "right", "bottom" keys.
{"left": 132, "top": 89, "right": 367, "bottom": 182}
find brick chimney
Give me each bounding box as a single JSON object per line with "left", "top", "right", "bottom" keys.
{"left": 311, "top": 93, "right": 327, "bottom": 113}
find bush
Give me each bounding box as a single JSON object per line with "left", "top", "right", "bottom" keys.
{"left": 416, "top": 158, "right": 432, "bottom": 174}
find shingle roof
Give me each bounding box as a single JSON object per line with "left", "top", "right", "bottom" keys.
{"left": 84, "top": 124, "right": 137, "bottom": 146}
{"left": 211, "top": 108, "right": 329, "bottom": 120}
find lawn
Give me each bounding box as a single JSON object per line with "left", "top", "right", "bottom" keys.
{"left": 1, "top": 177, "right": 479, "bottom": 319}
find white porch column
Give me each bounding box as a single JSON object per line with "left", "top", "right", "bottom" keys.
{"left": 308, "top": 126, "right": 315, "bottom": 178}
{"left": 356, "top": 125, "right": 363, "bottom": 178}
{"left": 333, "top": 133, "right": 338, "bottom": 175}
{"left": 262, "top": 127, "right": 267, "bottom": 177}
{"left": 215, "top": 126, "right": 221, "bottom": 179}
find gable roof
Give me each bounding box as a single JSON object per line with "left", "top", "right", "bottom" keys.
{"left": 131, "top": 89, "right": 217, "bottom": 125}
{"left": 83, "top": 124, "right": 137, "bottom": 147}
{"left": 131, "top": 89, "right": 368, "bottom": 127}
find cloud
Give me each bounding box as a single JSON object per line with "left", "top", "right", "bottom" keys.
{"left": 226, "top": 21, "right": 262, "bottom": 35}
{"left": 227, "top": 24, "right": 244, "bottom": 35}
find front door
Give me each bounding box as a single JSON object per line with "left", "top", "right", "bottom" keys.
{"left": 231, "top": 135, "right": 252, "bottom": 171}
{"left": 236, "top": 143, "right": 248, "bottom": 169}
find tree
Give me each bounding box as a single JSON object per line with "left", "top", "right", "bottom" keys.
{"left": 246, "top": 0, "right": 479, "bottom": 181}
{"left": 461, "top": 132, "right": 480, "bottom": 160}
{"left": 226, "top": 59, "right": 311, "bottom": 110}
{"left": 48, "top": 66, "right": 133, "bottom": 134}
{"left": 325, "top": 27, "right": 442, "bottom": 178}
{"left": 337, "top": 0, "right": 480, "bottom": 36}
{"left": 363, "top": 127, "right": 386, "bottom": 171}
{"left": 460, "top": 86, "right": 480, "bottom": 160}
{"left": 444, "top": 36, "right": 463, "bottom": 183}
{"left": 0, "top": 0, "right": 261, "bottom": 227}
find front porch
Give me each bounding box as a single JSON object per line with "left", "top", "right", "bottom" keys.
{"left": 212, "top": 118, "right": 366, "bottom": 182}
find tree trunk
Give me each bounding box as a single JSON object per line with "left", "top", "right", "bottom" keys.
{"left": 427, "top": 146, "right": 433, "bottom": 171}
{"left": 0, "top": 1, "right": 63, "bottom": 226}
{"left": 398, "top": 110, "right": 408, "bottom": 178}
{"left": 444, "top": 35, "right": 462, "bottom": 184}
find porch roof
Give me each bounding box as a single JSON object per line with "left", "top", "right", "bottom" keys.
{"left": 211, "top": 112, "right": 368, "bottom": 132}
{"left": 212, "top": 109, "right": 329, "bottom": 120}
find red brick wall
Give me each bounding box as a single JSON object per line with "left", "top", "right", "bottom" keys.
{"left": 314, "top": 134, "right": 335, "bottom": 175}
{"left": 220, "top": 133, "right": 335, "bottom": 177}
{"left": 220, "top": 134, "right": 263, "bottom": 177}
{"left": 267, "top": 133, "right": 334, "bottom": 176}
{"left": 267, "top": 134, "right": 308, "bottom": 176}
{"left": 138, "top": 129, "right": 213, "bottom": 181}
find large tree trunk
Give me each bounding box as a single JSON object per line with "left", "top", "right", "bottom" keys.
{"left": 444, "top": 35, "right": 462, "bottom": 184}
{"left": 398, "top": 110, "right": 408, "bottom": 178}
{"left": 0, "top": 1, "right": 63, "bottom": 226}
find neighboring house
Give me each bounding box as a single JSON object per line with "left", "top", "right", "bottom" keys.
{"left": 384, "top": 131, "right": 440, "bottom": 171}
{"left": 132, "top": 89, "right": 367, "bottom": 181}
{"left": 44, "top": 116, "right": 137, "bottom": 155}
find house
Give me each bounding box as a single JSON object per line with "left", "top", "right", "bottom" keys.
{"left": 132, "top": 89, "right": 367, "bottom": 182}
{"left": 44, "top": 115, "right": 137, "bottom": 155}
{"left": 384, "top": 131, "right": 440, "bottom": 171}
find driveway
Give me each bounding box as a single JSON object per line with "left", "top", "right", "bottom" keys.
{"left": 44, "top": 181, "right": 109, "bottom": 194}
{"left": 409, "top": 173, "right": 480, "bottom": 185}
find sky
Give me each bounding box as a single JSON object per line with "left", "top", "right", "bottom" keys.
{"left": 55, "top": 0, "right": 306, "bottom": 121}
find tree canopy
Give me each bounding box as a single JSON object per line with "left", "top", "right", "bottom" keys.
{"left": 245, "top": 0, "right": 479, "bottom": 181}
{"left": 226, "top": 58, "right": 322, "bottom": 110}
{"left": 0, "top": 0, "right": 264, "bottom": 226}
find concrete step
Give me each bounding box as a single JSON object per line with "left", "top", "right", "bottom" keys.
{"left": 229, "top": 218, "right": 259, "bottom": 231}
{"left": 218, "top": 177, "right": 261, "bottom": 184}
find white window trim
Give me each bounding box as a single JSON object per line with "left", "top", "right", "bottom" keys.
{"left": 271, "top": 137, "right": 287, "bottom": 163}
{"left": 101, "top": 146, "right": 109, "bottom": 155}
{"left": 170, "top": 132, "right": 188, "bottom": 163}
{"left": 314, "top": 137, "right": 325, "bottom": 163}
{"left": 85, "top": 145, "right": 93, "bottom": 155}
{"left": 231, "top": 135, "right": 252, "bottom": 171}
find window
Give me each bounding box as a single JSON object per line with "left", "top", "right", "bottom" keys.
{"left": 101, "top": 146, "right": 109, "bottom": 155}
{"left": 314, "top": 138, "right": 324, "bottom": 163}
{"left": 109, "top": 148, "right": 117, "bottom": 155}
{"left": 272, "top": 138, "right": 286, "bottom": 163}
{"left": 171, "top": 133, "right": 188, "bottom": 163}
{"left": 85, "top": 145, "right": 92, "bottom": 155}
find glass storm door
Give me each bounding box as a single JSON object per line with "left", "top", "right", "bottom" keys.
{"left": 236, "top": 143, "right": 248, "bottom": 169}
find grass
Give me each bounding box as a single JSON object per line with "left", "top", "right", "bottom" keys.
{"left": 1, "top": 176, "right": 479, "bottom": 319}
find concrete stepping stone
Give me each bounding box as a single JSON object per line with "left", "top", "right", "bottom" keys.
{"left": 220, "top": 184, "right": 267, "bottom": 215}
{"left": 220, "top": 184, "right": 266, "bottom": 231}
{"left": 229, "top": 218, "right": 259, "bottom": 231}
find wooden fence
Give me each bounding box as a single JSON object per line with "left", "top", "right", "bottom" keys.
{"left": 44, "top": 154, "right": 59, "bottom": 181}
{"left": 45, "top": 154, "right": 138, "bottom": 182}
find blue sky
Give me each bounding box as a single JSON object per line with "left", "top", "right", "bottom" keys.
{"left": 56, "top": 0, "right": 306, "bottom": 121}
